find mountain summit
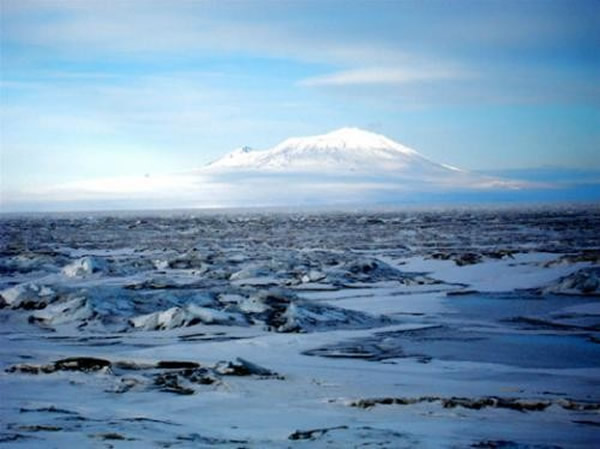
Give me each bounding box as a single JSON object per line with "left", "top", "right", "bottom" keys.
{"left": 208, "top": 127, "right": 461, "bottom": 175}
{"left": 202, "top": 128, "right": 527, "bottom": 195}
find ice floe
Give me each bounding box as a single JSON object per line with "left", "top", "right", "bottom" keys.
{"left": 62, "top": 256, "right": 108, "bottom": 277}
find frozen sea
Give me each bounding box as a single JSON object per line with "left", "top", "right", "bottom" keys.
{"left": 1, "top": 206, "right": 599, "bottom": 448}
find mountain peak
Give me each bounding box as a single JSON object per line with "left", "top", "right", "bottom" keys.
{"left": 323, "top": 127, "right": 383, "bottom": 139}
{"left": 208, "top": 145, "right": 256, "bottom": 168}
{"left": 275, "top": 127, "right": 419, "bottom": 156}
{"left": 201, "top": 127, "right": 524, "bottom": 190}
{"left": 208, "top": 127, "right": 431, "bottom": 173}
{"left": 305, "top": 127, "right": 402, "bottom": 149}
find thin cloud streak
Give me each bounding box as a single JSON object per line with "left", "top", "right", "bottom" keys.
{"left": 1, "top": 1, "right": 408, "bottom": 67}
{"left": 300, "top": 66, "right": 472, "bottom": 87}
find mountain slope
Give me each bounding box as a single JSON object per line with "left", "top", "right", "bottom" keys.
{"left": 204, "top": 127, "right": 523, "bottom": 191}
{"left": 208, "top": 127, "right": 460, "bottom": 175}
{"left": 209, "top": 146, "right": 257, "bottom": 168}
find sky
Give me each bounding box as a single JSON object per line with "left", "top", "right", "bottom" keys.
{"left": 1, "top": 0, "right": 599, "bottom": 208}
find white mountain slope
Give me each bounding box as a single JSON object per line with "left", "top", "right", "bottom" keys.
{"left": 209, "top": 145, "right": 257, "bottom": 168}
{"left": 205, "top": 127, "right": 520, "bottom": 189}
{"left": 208, "top": 127, "right": 445, "bottom": 173}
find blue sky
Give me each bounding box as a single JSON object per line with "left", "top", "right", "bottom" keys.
{"left": 1, "top": 0, "right": 599, "bottom": 198}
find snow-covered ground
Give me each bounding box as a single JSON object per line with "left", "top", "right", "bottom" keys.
{"left": 1, "top": 207, "right": 599, "bottom": 448}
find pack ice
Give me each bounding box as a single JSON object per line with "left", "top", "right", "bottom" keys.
{"left": 1, "top": 208, "right": 599, "bottom": 448}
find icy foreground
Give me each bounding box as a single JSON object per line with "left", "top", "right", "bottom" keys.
{"left": 1, "top": 207, "right": 599, "bottom": 448}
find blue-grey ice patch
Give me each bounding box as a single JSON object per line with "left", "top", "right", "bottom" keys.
{"left": 541, "top": 267, "right": 600, "bottom": 296}
{"left": 0, "top": 283, "right": 57, "bottom": 309}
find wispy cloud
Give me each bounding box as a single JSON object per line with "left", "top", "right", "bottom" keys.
{"left": 299, "top": 66, "right": 471, "bottom": 87}
{"left": 1, "top": 0, "right": 406, "bottom": 67}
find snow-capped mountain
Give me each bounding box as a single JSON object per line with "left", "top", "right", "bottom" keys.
{"left": 208, "top": 127, "right": 460, "bottom": 175}
{"left": 204, "top": 127, "right": 523, "bottom": 191}
{"left": 208, "top": 145, "right": 256, "bottom": 168}
{"left": 8, "top": 127, "right": 531, "bottom": 212}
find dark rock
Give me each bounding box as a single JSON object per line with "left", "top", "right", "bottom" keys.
{"left": 558, "top": 399, "right": 600, "bottom": 411}
{"left": 446, "top": 289, "right": 479, "bottom": 296}
{"left": 93, "top": 432, "right": 133, "bottom": 441}
{"left": 176, "top": 433, "right": 248, "bottom": 445}
{"left": 156, "top": 361, "right": 201, "bottom": 370}
{"left": 120, "top": 416, "right": 177, "bottom": 425}
{"left": 455, "top": 253, "right": 483, "bottom": 266}
{"left": 19, "top": 406, "right": 78, "bottom": 415}
{"left": 441, "top": 397, "right": 551, "bottom": 412}
{"left": 181, "top": 369, "right": 216, "bottom": 385}
{"left": 289, "top": 425, "right": 349, "bottom": 440}
{"left": 6, "top": 357, "right": 111, "bottom": 375}
{"left": 153, "top": 373, "right": 195, "bottom": 395}
{"left": 214, "top": 358, "right": 276, "bottom": 377}
{"left": 351, "top": 397, "right": 436, "bottom": 409}
{"left": 486, "top": 250, "right": 515, "bottom": 260}
{"left": 53, "top": 357, "right": 111, "bottom": 372}
{"left": 19, "top": 300, "right": 48, "bottom": 310}
{"left": 472, "top": 441, "right": 563, "bottom": 449}
{"left": 348, "top": 395, "right": 597, "bottom": 412}
{"left": 17, "top": 425, "right": 62, "bottom": 432}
